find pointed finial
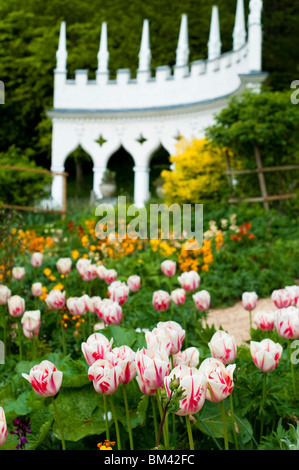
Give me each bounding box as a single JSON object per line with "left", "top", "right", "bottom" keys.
{"left": 138, "top": 19, "right": 151, "bottom": 72}
{"left": 249, "top": 0, "right": 263, "bottom": 25}
{"left": 208, "top": 6, "right": 221, "bottom": 60}
{"left": 56, "top": 21, "right": 67, "bottom": 72}
{"left": 176, "top": 14, "right": 189, "bottom": 67}
{"left": 97, "top": 22, "right": 109, "bottom": 73}
{"left": 233, "top": 0, "right": 246, "bottom": 50}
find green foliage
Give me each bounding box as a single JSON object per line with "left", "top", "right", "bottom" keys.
{"left": 0, "top": 146, "right": 51, "bottom": 206}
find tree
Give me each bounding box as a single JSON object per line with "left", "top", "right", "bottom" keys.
{"left": 205, "top": 90, "right": 299, "bottom": 201}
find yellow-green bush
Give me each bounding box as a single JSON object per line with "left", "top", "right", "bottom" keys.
{"left": 161, "top": 138, "right": 228, "bottom": 204}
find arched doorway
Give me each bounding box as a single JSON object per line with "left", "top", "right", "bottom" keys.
{"left": 149, "top": 145, "right": 171, "bottom": 200}
{"left": 64, "top": 146, "right": 93, "bottom": 203}
{"left": 107, "top": 146, "right": 135, "bottom": 202}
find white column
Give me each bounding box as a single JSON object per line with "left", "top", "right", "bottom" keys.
{"left": 50, "top": 165, "right": 64, "bottom": 208}
{"left": 93, "top": 165, "right": 107, "bottom": 199}
{"left": 133, "top": 165, "right": 150, "bottom": 208}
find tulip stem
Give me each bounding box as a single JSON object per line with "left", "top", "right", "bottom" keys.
{"left": 156, "top": 390, "right": 168, "bottom": 448}
{"left": 229, "top": 393, "right": 239, "bottom": 450}
{"left": 260, "top": 372, "right": 267, "bottom": 441}
{"left": 219, "top": 401, "right": 229, "bottom": 450}
{"left": 289, "top": 341, "right": 296, "bottom": 395}
{"left": 123, "top": 385, "right": 134, "bottom": 450}
{"left": 18, "top": 319, "right": 23, "bottom": 361}
{"left": 185, "top": 416, "right": 194, "bottom": 450}
{"left": 151, "top": 396, "right": 158, "bottom": 443}
{"left": 103, "top": 394, "right": 110, "bottom": 441}
{"left": 109, "top": 395, "right": 121, "bottom": 450}
{"left": 51, "top": 397, "right": 66, "bottom": 450}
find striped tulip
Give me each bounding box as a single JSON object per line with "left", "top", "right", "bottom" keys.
{"left": 152, "top": 290, "right": 171, "bottom": 312}
{"left": 94, "top": 298, "right": 123, "bottom": 325}
{"left": 21, "top": 310, "right": 41, "bottom": 334}
{"left": 164, "top": 365, "right": 206, "bottom": 416}
{"left": 193, "top": 290, "right": 211, "bottom": 311}
{"left": 271, "top": 289, "right": 292, "bottom": 309}
{"left": 208, "top": 330, "right": 237, "bottom": 365}
{"left": 108, "top": 281, "right": 129, "bottom": 306}
{"left": 88, "top": 359, "right": 121, "bottom": 395}
{"left": 171, "top": 289, "right": 186, "bottom": 306}
{"left": 199, "top": 357, "right": 235, "bottom": 402}
{"left": 67, "top": 296, "right": 87, "bottom": 316}
{"left": 22, "top": 360, "right": 63, "bottom": 397}
{"left": 45, "top": 289, "right": 66, "bottom": 310}
{"left": 0, "top": 285, "right": 11, "bottom": 305}
{"left": 135, "top": 348, "right": 170, "bottom": 393}
{"left": 161, "top": 260, "right": 176, "bottom": 277}
{"left": 156, "top": 321, "right": 185, "bottom": 355}
{"left": 12, "top": 267, "right": 25, "bottom": 280}
{"left": 177, "top": 270, "right": 200, "bottom": 292}
{"left": 250, "top": 339, "right": 283, "bottom": 373}
{"left": 56, "top": 257, "right": 72, "bottom": 275}
{"left": 8, "top": 295, "right": 25, "bottom": 318}
{"left": 31, "top": 282, "right": 43, "bottom": 298}
{"left": 275, "top": 306, "right": 299, "bottom": 339}
{"left": 104, "top": 269, "right": 118, "bottom": 285}
{"left": 253, "top": 310, "right": 275, "bottom": 331}
{"left": 127, "top": 275, "right": 141, "bottom": 293}
{"left": 105, "top": 346, "right": 137, "bottom": 385}
{"left": 173, "top": 347, "right": 200, "bottom": 368}
{"left": 0, "top": 407, "right": 7, "bottom": 447}
{"left": 242, "top": 291, "right": 258, "bottom": 311}
{"left": 81, "top": 332, "right": 114, "bottom": 366}
{"left": 30, "top": 252, "right": 43, "bottom": 268}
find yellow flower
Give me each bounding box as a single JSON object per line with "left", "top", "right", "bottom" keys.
{"left": 53, "top": 282, "right": 64, "bottom": 291}
{"left": 71, "top": 250, "right": 79, "bottom": 260}
{"left": 49, "top": 275, "right": 56, "bottom": 281}
{"left": 97, "top": 440, "right": 115, "bottom": 450}
{"left": 43, "top": 268, "right": 52, "bottom": 277}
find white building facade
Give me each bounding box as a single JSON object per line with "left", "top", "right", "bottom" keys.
{"left": 47, "top": 0, "right": 266, "bottom": 208}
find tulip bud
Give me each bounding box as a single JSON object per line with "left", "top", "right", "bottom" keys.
{"left": 8, "top": 295, "right": 25, "bottom": 318}
{"left": 12, "top": 267, "right": 25, "bottom": 281}
{"left": 30, "top": 252, "right": 43, "bottom": 268}
{"left": 253, "top": 310, "right": 275, "bottom": 331}
{"left": 67, "top": 297, "right": 87, "bottom": 316}
{"left": 22, "top": 360, "right": 63, "bottom": 397}
{"left": 56, "top": 257, "right": 72, "bottom": 275}
{"left": 193, "top": 290, "right": 211, "bottom": 311}
{"left": 104, "top": 269, "right": 118, "bottom": 285}
{"left": 275, "top": 306, "right": 299, "bottom": 339}
{"left": 250, "top": 339, "right": 283, "bottom": 373}
{"left": 164, "top": 365, "right": 206, "bottom": 416}
{"left": 127, "top": 275, "right": 141, "bottom": 293}
{"left": 152, "top": 290, "right": 171, "bottom": 312}
{"left": 21, "top": 310, "right": 41, "bottom": 334}
{"left": 0, "top": 285, "right": 11, "bottom": 305}
{"left": 271, "top": 289, "right": 292, "bottom": 309}
{"left": 45, "top": 289, "right": 66, "bottom": 310}
{"left": 108, "top": 281, "right": 129, "bottom": 306}
{"left": 88, "top": 359, "right": 121, "bottom": 395}
{"left": 31, "top": 282, "right": 43, "bottom": 298}
{"left": 208, "top": 330, "right": 237, "bottom": 365}
{"left": 161, "top": 260, "right": 176, "bottom": 277}
{"left": 173, "top": 347, "right": 200, "bottom": 368}
{"left": 0, "top": 407, "right": 7, "bottom": 447}
{"left": 242, "top": 291, "right": 258, "bottom": 311}
{"left": 177, "top": 270, "right": 200, "bottom": 292}
{"left": 171, "top": 289, "right": 186, "bottom": 306}
{"left": 81, "top": 332, "right": 114, "bottom": 366}
{"left": 199, "top": 357, "right": 235, "bottom": 402}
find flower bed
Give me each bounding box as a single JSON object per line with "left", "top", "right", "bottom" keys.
{"left": 0, "top": 208, "right": 298, "bottom": 451}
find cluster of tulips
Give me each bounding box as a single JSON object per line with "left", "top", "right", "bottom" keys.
{"left": 0, "top": 250, "right": 299, "bottom": 450}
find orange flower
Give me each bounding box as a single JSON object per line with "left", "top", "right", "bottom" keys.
{"left": 97, "top": 440, "right": 115, "bottom": 450}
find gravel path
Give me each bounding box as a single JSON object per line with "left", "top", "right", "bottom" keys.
{"left": 206, "top": 298, "right": 277, "bottom": 346}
